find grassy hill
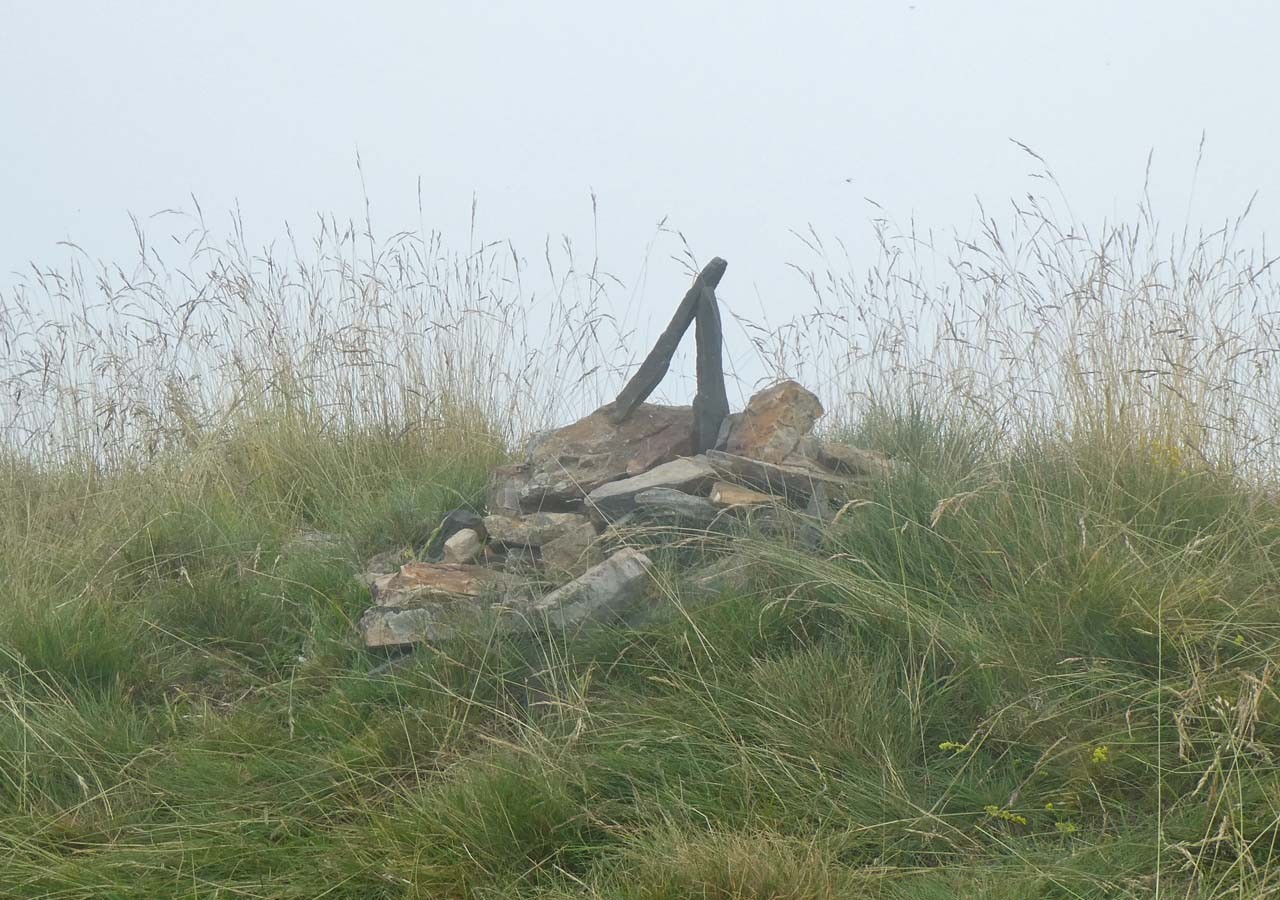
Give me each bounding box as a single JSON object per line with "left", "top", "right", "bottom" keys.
{"left": 3, "top": 200, "right": 1280, "bottom": 897}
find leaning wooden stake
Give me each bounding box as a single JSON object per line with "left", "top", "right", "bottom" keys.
{"left": 608, "top": 257, "right": 729, "bottom": 452}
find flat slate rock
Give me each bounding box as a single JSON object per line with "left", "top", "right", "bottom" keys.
{"left": 483, "top": 512, "right": 592, "bottom": 547}
{"left": 526, "top": 548, "right": 655, "bottom": 630}
{"left": 795, "top": 437, "right": 894, "bottom": 478}
{"left": 370, "top": 562, "right": 518, "bottom": 608}
{"left": 706, "top": 449, "right": 868, "bottom": 500}
{"left": 585, "top": 455, "right": 716, "bottom": 517}
{"left": 634, "top": 487, "right": 719, "bottom": 527}
{"left": 361, "top": 606, "right": 459, "bottom": 647}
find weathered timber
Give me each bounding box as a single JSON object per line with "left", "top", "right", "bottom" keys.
{"left": 609, "top": 257, "right": 728, "bottom": 424}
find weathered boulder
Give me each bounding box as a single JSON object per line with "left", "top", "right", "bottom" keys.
{"left": 527, "top": 548, "right": 655, "bottom": 629}
{"left": 442, "top": 528, "right": 484, "bottom": 563}
{"left": 709, "top": 480, "right": 778, "bottom": 508}
{"left": 585, "top": 455, "right": 716, "bottom": 518}
{"left": 519, "top": 403, "right": 695, "bottom": 509}
{"left": 370, "top": 562, "right": 517, "bottom": 608}
{"left": 539, "top": 520, "right": 604, "bottom": 575}
{"left": 483, "top": 512, "right": 592, "bottom": 548}
{"left": 724, "top": 380, "right": 824, "bottom": 463}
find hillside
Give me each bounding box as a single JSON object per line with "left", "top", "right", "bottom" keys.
{"left": 3, "top": 205, "right": 1280, "bottom": 898}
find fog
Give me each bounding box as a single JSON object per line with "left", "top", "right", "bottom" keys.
{"left": 3, "top": 1, "right": 1276, "bottom": 370}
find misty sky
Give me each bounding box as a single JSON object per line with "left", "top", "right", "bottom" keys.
{"left": 3, "top": 1, "right": 1277, "bottom": 336}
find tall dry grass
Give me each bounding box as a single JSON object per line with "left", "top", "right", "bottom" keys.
{"left": 6, "top": 163, "right": 1279, "bottom": 479}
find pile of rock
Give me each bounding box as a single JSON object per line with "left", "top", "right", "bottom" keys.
{"left": 357, "top": 380, "right": 891, "bottom": 648}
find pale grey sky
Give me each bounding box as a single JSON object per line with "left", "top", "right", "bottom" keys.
{"left": 2, "top": 1, "right": 1276, "bottom": 328}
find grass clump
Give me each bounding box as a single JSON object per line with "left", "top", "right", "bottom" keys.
{"left": 3, "top": 180, "right": 1280, "bottom": 896}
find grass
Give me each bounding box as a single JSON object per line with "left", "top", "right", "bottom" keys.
{"left": 3, "top": 172, "right": 1280, "bottom": 896}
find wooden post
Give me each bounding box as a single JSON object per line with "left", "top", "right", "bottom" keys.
{"left": 608, "top": 257, "right": 728, "bottom": 425}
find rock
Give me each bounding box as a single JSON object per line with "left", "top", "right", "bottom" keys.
{"left": 442, "top": 528, "right": 484, "bottom": 563}
{"left": 361, "top": 607, "right": 448, "bottom": 647}
{"left": 585, "top": 455, "right": 716, "bottom": 518}
{"left": 361, "top": 547, "right": 414, "bottom": 587}
{"left": 709, "top": 480, "right": 778, "bottom": 508}
{"left": 706, "top": 449, "right": 867, "bottom": 502}
{"left": 539, "top": 520, "right": 604, "bottom": 575}
{"left": 486, "top": 464, "right": 530, "bottom": 518}
{"left": 634, "top": 487, "right": 719, "bottom": 527}
{"left": 360, "top": 602, "right": 510, "bottom": 647}
{"left": 496, "top": 545, "right": 542, "bottom": 577}
{"left": 424, "top": 510, "right": 486, "bottom": 560}
{"left": 794, "top": 438, "right": 894, "bottom": 479}
{"left": 483, "top": 512, "right": 593, "bottom": 548}
{"left": 526, "top": 548, "right": 655, "bottom": 630}
{"left": 519, "top": 403, "right": 695, "bottom": 509}
{"left": 361, "top": 549, "right": 655, "bottom": 646}
{"left": 724, "top": 380, "right": 824, "bottom": 463}
{"left": 370, "top": 562, "right": 518, "bottom": 608}
{"left": 714, "top": 412, "right": 741, "bottom": 450}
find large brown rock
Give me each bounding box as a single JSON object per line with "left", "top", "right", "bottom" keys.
{"left": 518, "top": 403, "right": 695, "bottom": 509}
{"left": 724, "top": 380, "right": 824, "bottom": 463}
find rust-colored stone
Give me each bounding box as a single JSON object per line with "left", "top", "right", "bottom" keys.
{"left": 723, "top": 380, "right": 824, "bottom": 463}
{"left": 709, "top": 480, "right": 778, "bottom": 507}
{"left": 370, "top": 562, "right": 516, "bottom": 608}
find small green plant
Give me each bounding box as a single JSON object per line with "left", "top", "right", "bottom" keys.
{"left": 983, "top": 805, "right": 1029, "bottom": 827}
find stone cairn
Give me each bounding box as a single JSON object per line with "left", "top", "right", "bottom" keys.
{"left": 357, "top": 258, "right": 892, "bottom": 649}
